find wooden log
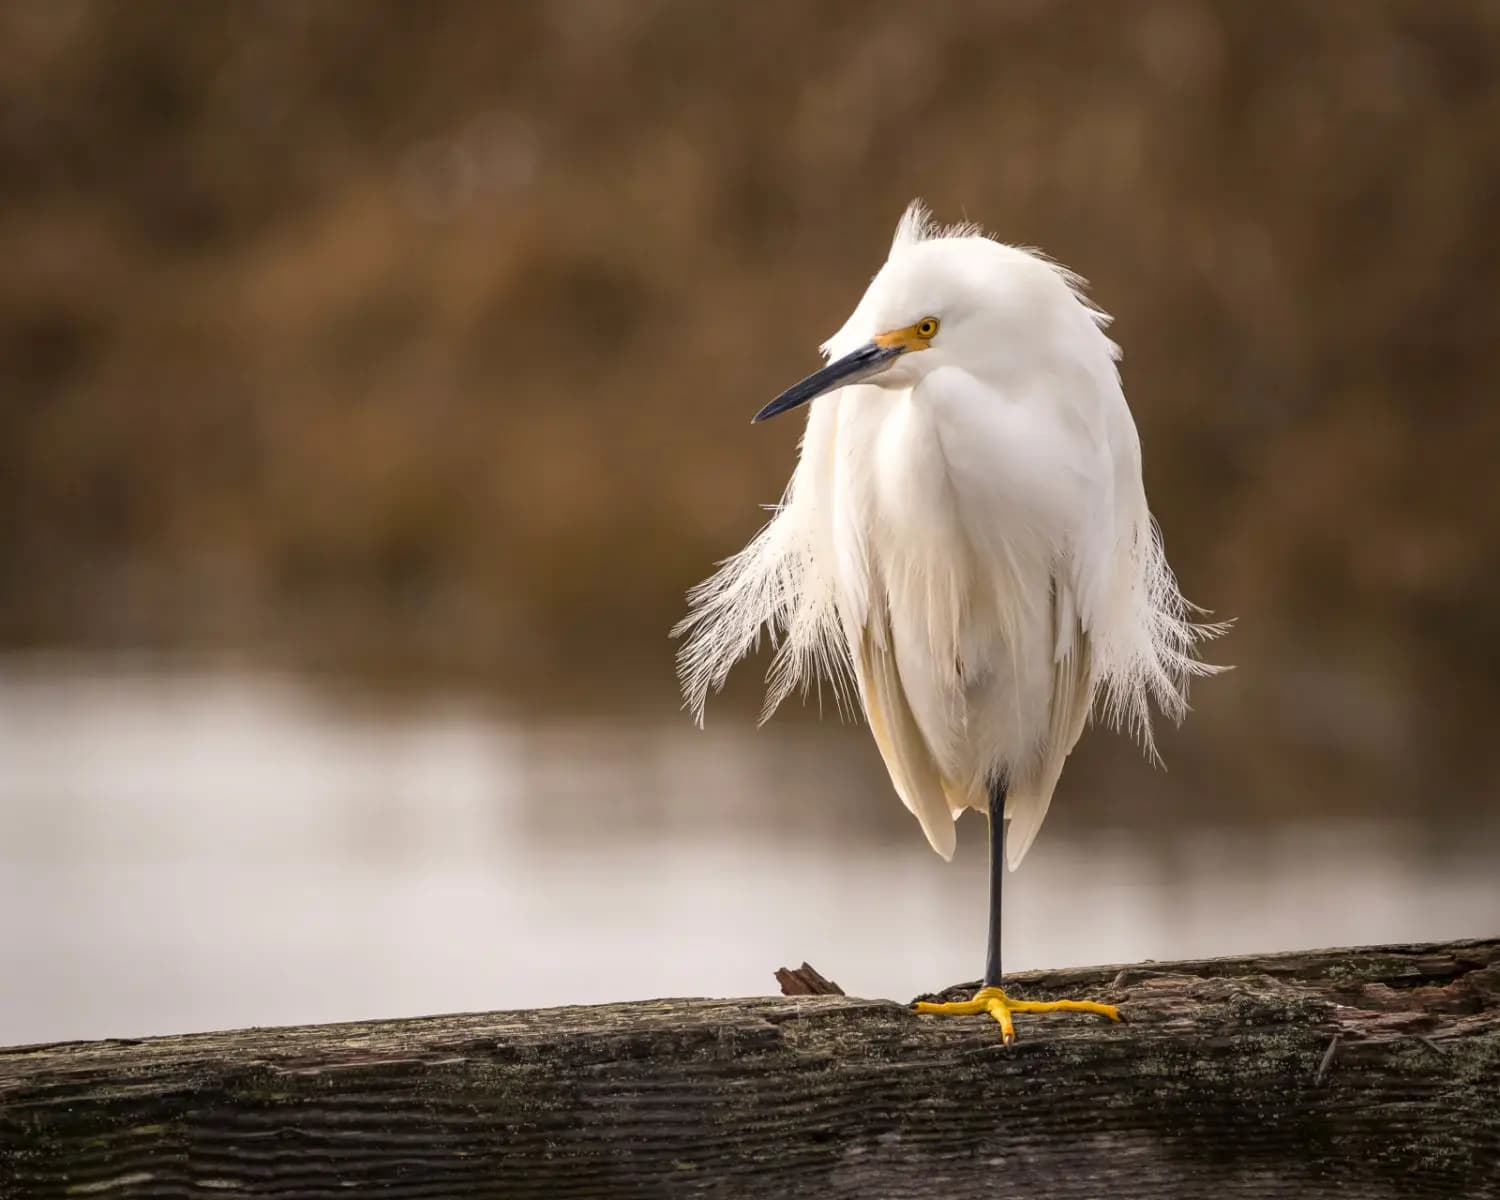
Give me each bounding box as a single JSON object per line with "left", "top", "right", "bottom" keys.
{"left": 2, "top": 939, "right": 1497, "bottom": 1199}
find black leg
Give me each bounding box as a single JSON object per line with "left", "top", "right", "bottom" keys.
{"left": 984, "top": 780, "right": 1006, "bottom": 989}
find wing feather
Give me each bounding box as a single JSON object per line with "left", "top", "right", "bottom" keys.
{"left": 854, "top": 616, "right": 958, "bottom": 861}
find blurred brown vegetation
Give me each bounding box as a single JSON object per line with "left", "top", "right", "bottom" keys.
{"left": 2, "top": 1, "right": 1498, "bottom": 819}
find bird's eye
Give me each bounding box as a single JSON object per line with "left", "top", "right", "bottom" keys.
{"left": 916, "top": 317, "right": 940, "bottom": 338}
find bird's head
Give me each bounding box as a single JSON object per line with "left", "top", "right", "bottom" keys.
{"left": 753, "top": 201, "right": 1105, "bottom": 423}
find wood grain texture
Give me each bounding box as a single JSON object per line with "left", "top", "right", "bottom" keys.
{"left": 2, "top": 939, "right": 1497, "bottom": 1199}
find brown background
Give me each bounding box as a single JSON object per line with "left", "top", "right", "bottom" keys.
{"left": 3, "top": 0, "right": 1498, "bottom": 828}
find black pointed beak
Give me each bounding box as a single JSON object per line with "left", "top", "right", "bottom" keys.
{"left": 751, "top": 341, "right": 905, "bottom": 423}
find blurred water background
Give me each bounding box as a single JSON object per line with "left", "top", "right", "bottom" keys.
{"left": 2, "top": 1, "right": 1499, "bottom": 1044}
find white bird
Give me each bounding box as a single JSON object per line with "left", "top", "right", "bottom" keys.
{"left": 674, "top": 202, "right": 1221, "bottom": 1041}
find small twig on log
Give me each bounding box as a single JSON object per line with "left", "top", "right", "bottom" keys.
{"left": 1314, "top": 1033, "right": 1340, "bottom": 1086}
{"left": 775, "top": 961, "right": 845, "bottom": 995}
{"left": 1413, "top": 1033, "right": 1448, "bottom": 1056}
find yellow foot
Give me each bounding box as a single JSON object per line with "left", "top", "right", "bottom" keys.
{"left": 914, "top": 985, "right": 1122, "bottom": 1045}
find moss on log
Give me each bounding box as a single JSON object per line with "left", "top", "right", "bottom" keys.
{"left": 2, "top": 939, "right": 1498, "bottom": 1198}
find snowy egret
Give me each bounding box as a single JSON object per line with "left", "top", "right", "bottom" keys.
{"left": 675, "top": 203, "right": 1221, "bottom": 1042}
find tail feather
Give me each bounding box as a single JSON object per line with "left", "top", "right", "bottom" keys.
{"left": 1003, "top": 777, "right": 1058, "bottom": 870}
{"left": 1001, "top": 577, "right": 1096, "bottom": 870}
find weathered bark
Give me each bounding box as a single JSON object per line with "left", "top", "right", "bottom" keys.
{"left": 2, "top": 939, "right": 1497, "bottom": 1199}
